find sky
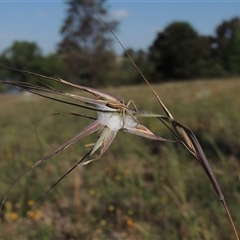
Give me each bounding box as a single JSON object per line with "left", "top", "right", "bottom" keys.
{"left": 0, "top": 1, "right": 240, "bottom": 56}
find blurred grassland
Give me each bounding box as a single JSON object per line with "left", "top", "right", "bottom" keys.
{"left": 0, "top": 78, "right": 240, "bottom": 239}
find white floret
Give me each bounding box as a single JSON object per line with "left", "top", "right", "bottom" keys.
{"left": 97, "top": 112, "right": 138, "bottom": 132}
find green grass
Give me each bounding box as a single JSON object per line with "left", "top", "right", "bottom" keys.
{"left": 0, "top": 78, "right": 240, "bottom": 239}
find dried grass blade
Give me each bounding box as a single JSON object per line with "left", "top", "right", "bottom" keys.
{"left": 123, "top": 123, "right": 172, "bottom": 142}
{"left": 82, "top": 128, "right": 117, "bottom": 165}
{"left": 0, "top": 121, "right": 102, "bottom": 212}
{"left": 172, "top": 120, "right": 239, "bottom": 240}
{"left": 0, "top": 80, "right": 118, "bottom": 112}
{"left": 36, "top": 111, "right": 96, "bottom": 122}
{"left": 13, "top": 149, "right": 92, "bottom": 235}
{"left": 0, "top": 62, "right": 121, "bottom": 102}
{"left": 173, "top": 120, "right": 224, "bottom": 199}
{"left": 95, "top": 12, "right": 239, "bottom": 240}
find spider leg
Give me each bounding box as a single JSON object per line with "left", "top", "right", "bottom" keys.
{"left": 126, "top": 100, "right": 137, "bottom": 111}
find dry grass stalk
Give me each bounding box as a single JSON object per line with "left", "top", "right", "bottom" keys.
{"left": 0, "top": 62, "right": 175, "bottom": 232}
{"left": 0, "top": 13, "right": 238, "bottom": 239}
{"left": 96, "top": 13, "right": 239, "bottom": 240}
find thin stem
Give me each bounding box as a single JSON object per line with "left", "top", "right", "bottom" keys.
{"left": 221, "top": 199, "right": 239, "bottom": 240}
{"left": 13, "top": 150, "right": 92, "bottom": 234}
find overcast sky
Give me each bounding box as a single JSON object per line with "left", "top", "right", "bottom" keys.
{"left": 0, "top": 1, "right": 239, "bottom": 55}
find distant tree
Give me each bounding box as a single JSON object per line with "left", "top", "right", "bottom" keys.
{"left": 58, "top": 0, "right": 118, "bottom": 86}
{"left": 0, "top": 41, "right": 41, "bottom": 70}
{"left": 227, "top": 24, "right": 240, "bottom": 74}
{"left": 119, "top": 48, "right": 152, "bottom": 85}
{"left": 0, "top": 41, "right": 63, "bottom": 86}
{"left": 214, "top": 17, "right": 240, "bottom": 75}
{"left": 34, "top": 53, "right": 64, "bottom": 85}
{"left": 149, "top": 22, "right": 213, "bottom": 80}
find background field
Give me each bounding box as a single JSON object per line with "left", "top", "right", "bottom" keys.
{"left": 0, "top": 78, "right": 240, "bottom": 239}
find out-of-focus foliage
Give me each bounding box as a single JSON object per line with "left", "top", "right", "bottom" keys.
{"left": 57, "top": 0, "right": 119, "bottom": 86}
{"left": 149, "top": 22, "right": 221, "bottom": 80}
{"left": 148, "top": 17, "right": 240, "bottom": 81}
{"left": 213, "top": 17, "right": 240, "bottom": 75}
{"left": 0, "top": 41, "right": 63, "bottom": 89}
{"left": 112, "top": 48, "right": 153, "bottom": 86}
{"left": 149, "top": 22, "right": 199, "bottom": 80}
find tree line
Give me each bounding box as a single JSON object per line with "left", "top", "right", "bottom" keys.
{"left": 0, "top": 0, "right": 240, "bottom": 90}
